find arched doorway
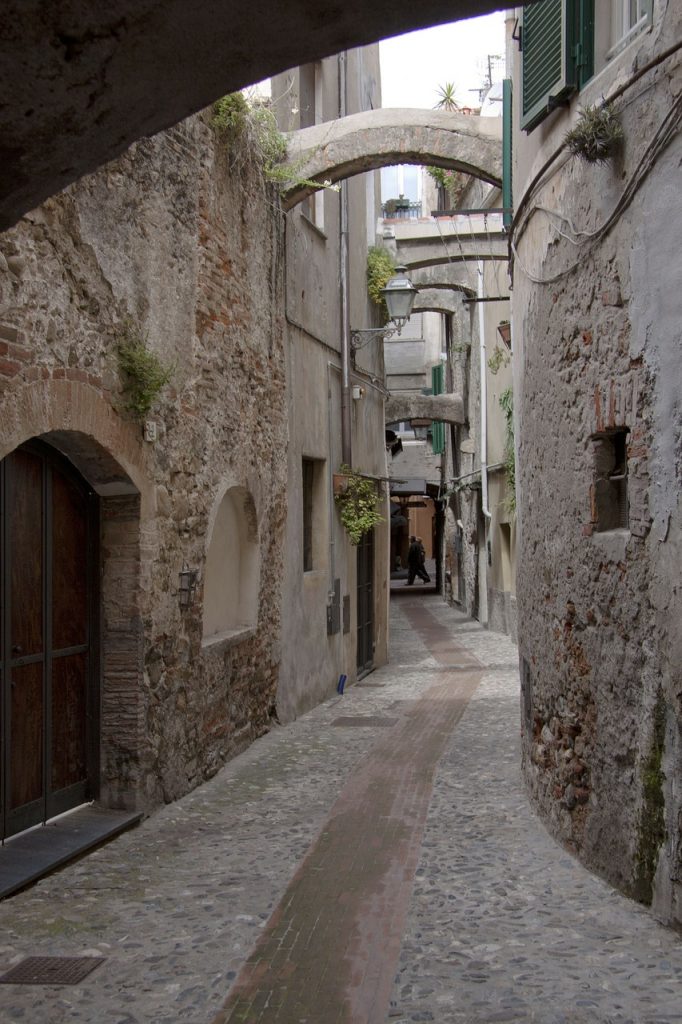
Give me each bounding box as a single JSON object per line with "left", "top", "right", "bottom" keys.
{"left": 0, "top": 439, "right": 98, "bottom": 840}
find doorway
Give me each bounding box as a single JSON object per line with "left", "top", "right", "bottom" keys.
{"left": 0, "top": 441, "right": 99, "bottom": 840}
{"left": 356, "top": 530, "right": 374, "bottom": 677}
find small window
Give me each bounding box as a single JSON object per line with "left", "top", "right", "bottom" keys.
{"left": 593, "top": 429, "right": 629, "bottom": 532}
{"left": 303, "top": 458, "right": 315, "bottom": 571}
{"left": 608, "top": 0, "right": 652, "bottom": 57}
{"left": 302, "top": 457, "right": 326, "bottom": 572}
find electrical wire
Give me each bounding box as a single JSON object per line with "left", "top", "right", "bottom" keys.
{"left": 513, "top": 89, "right": 682, "bottom": 286}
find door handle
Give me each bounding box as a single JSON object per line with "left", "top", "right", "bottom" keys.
{"left": 11, "top": 645, "right": 23, "bottom": 655}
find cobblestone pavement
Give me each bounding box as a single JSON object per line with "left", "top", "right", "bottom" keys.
{"left": 0, "top": 595, "right": 681, "bottom": 1023}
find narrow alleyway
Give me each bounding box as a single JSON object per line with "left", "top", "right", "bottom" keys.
{"left": 1, "top": 597, "right": 681, "bottom": 1024}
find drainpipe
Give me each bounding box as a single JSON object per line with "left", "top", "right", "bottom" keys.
{"left": 327, "top": 360, "right": 339, "bottom": 594}
{"left": 339, "top": 50, "right": 352, "bottom": 467}
{"left": 478, "top": 260, "right": 491, "bottom": 521}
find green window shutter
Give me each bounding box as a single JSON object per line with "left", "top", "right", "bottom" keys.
{"left": 521, "top": 0, "right": 576, "bottom": 132}
{"left": 431, "top": 364, "right": 445, "bottom": 456}
{"left": 574, "top": 0, "right": 594, "bottom": 89}
{"left": 502, "top": 79, "right": 513, "bottom": 229}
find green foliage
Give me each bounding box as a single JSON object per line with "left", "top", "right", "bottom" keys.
{"left": 499, "top": 387, "right": 516, "bottom": 514}
{"left": 488, "top": 345, "right": 510, "bottom": 375}
{"left": 117, "top": 321, "right": 174, "bottom": 418}
{"left": 334, "top": 465, "right": 384, "bottom": 545}
{"left": 434, "top": 82, "right": 459, "bottom": 112}
{"left": 564, "top": 104, "right": 624, "bottom": 164}
{"left": 366, "top": 247, "right": 395, "bottom": 321}
{"left": 211, "top": 91, "right": 339, "bottom": 197}
{"left": 211, "top": 92, "right": 250, "bottom": 135}
{"left": 634, "top": 691, "right": 667, "bottom": 905}
{"left": 426, "top": 165, "right": 470, "bottom": 207}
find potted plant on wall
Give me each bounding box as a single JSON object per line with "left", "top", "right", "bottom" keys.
{"left": 334, "top": 464, "right": 384, "bottom": 545}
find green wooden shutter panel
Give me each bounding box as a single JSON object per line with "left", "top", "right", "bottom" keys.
{"left": 502, "top": 79, "right": 513, "bottom": 229}
{"left": 521, "top": 0, "right": 575, "bottom": 132}
{"left": 431, "top": 365, "right": 445, "bottom": 455}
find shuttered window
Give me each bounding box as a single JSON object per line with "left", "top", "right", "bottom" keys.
{"left": 502, "top": 79, "right": 513, "bottom": 229}
{"left": 431, "top": 364, "right": 445, "bottom": 456}
{"left": 521, "top": 0, "right": 594, "bottom": 132}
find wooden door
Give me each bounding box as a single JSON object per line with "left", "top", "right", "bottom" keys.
{"left": 356, "top": 530, "right": 374, "bottom": 677}
{"left": 1, "top": 442, "right": 98, "bottom": 840}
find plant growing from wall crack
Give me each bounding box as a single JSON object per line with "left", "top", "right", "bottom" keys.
{"left": 334, "top": 464, "right": 384, "bottom": 545}
{"left": 212, "top": 91, "right": 341, "bottom": 197}
{"left": 117, "top": 320, "right": 174, "bottom": 418}
{"left": 564, "top": 104, "right": 624, "bottom": 164}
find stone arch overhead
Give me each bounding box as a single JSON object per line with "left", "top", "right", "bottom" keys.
{"left": 413, "top": 287, "right": 469, "bottom": 315}
{"left": 0, "top": 378, "right": 152, "bottom": 511}
{"left": 386, "top": 392, "right": 464, "bottom": 426}
{"left": 411, "top": 264, "right": 478, "bottom": 293}
{"left": 2, "top": 0, "right": 507, "bottom": 232}
{"left": 282, "top": 109, "right": 502, "bottom": 210}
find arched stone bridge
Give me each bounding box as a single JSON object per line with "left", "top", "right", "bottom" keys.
{"left": 282, "top": 108, "right": 502, "bottom": 210}
{"left": 386, "top": 392, "right": 464, "bottom": 426}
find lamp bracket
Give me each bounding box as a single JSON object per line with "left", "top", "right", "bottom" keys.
{"left": 350, "top": 321, "right": 405, "bottom": 352}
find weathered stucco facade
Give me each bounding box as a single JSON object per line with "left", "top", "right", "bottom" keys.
{"left": 0, "top": 111, "right": 288, "bottom": 814}
{"left": 511, "top": 3, "right": 682, "bottom": 925}
{"left": 273, "top": 49, "right": 390, "bottom": 721}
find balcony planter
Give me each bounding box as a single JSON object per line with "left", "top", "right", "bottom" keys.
{"left": 497, "top": 320, "right": 512, "bottom": 348}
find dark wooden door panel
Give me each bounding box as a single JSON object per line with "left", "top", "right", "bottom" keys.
{"left": 51, "top": 653, "right": 87, "bottom": 792}
{"left": 52, "top": 471, "right": 88, "bottom": 651}
{"left": 1, "top": 442, "right": 97, "bottom": 840}
{"left": 9, "top": 449, "right": 43, "bottom": 659}
{"left": 9, "top": 662, "right": 44, "bottom": 811}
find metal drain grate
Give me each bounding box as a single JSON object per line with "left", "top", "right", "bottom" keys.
{"left": 331, "top": 716, "right": 398, "bottom": 727}
{"left": 0, "top": 956, "right": 105, "bottom": 985}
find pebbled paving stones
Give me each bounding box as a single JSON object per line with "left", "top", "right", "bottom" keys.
{"left": 0, "top": 596, "right": 680, "bottom": 1023}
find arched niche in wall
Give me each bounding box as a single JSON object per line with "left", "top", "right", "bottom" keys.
{"left": 202, "top": 485, "right": 260, "bottom": 643}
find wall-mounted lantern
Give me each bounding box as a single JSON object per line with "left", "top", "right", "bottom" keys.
{"left": 351, "top": 266, "right": 418, "bottom": 352}
{"left": 178, "top": 565, "right": 199, "bottom": 609}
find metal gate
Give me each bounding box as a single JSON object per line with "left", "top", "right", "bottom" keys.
{"left": 0, "top": 441, "right": 98, "bottom": 840}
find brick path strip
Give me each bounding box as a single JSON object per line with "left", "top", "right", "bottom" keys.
{"left": 213, "top": 604, "right": 482, "bottom": 1024}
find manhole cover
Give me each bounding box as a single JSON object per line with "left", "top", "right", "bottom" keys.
{"left": 331, "top": 716, "right": 398, "bottom": 727}
{"left": 0, "top": 956, "right": 105, "bottom": 985}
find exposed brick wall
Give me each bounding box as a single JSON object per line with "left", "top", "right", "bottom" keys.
{"left": 0, "top": 111, "right": 288, "bottom": 813}
{"left": 513, "top": 7, "right": 682, "bottom": 926}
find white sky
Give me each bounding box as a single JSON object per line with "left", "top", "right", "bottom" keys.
{"left": 380, "top": 12, "right": 506, "bottom": 109}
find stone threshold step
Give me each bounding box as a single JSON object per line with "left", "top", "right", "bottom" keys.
{"left": 0, "top": 806, "right": 143, "bottom": 900}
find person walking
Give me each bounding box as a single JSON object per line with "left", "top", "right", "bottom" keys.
{"left": 416, "top": 536, "right": 431, "bottom": 583}
{"left": 406, "top": 536, "right": 422, "bottom": 585}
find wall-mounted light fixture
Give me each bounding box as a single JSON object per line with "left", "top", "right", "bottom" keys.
{"left": 178, "top": 565, "right": 199, "bottom": 609}
{"left": 350, "top": 266, "right": 417, "bottom": 353}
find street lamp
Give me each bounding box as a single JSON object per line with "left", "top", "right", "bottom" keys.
{"left": 351, "top": 266, "right": 417, "bottom": 352}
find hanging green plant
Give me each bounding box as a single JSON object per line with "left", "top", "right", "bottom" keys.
{"left": 488, "top": 344, "right": 510, "bottom": 375}
{"left": 334, "top": 464, "right": 384, "bottom": 545}
{"left": 117, "top": 320, "right": 174, "bottom": 419}
{"left": 564, "top": 104, "right": 624, "bottom": 164}
{"left": 366, "top": 247, "right": 395, "bottom": 321}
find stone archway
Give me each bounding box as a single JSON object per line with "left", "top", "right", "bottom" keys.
{"left": 2, "top": 0, "right": 507, "bottom": 231}
{"left": 281, "top": 109, "right": 502, "bottom": 210}
{"left": 0, "top": 379, "right": 152, "bottom": 812}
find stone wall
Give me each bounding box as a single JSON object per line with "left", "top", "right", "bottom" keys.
{"left": 512, "top": 5, "right": 682, "bottom": 925}
{"left": 0, "top": 111, "right": 287, "bottom": 811}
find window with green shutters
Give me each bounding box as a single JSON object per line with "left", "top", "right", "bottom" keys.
{"left": 431, "top": 364, "right": 445, "bottom": 456}
{"left": 521, "top": 0, "right": 594, "bottom": 132}
{"left": 502, "top": 79, "right": 513, "bottom": 229}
